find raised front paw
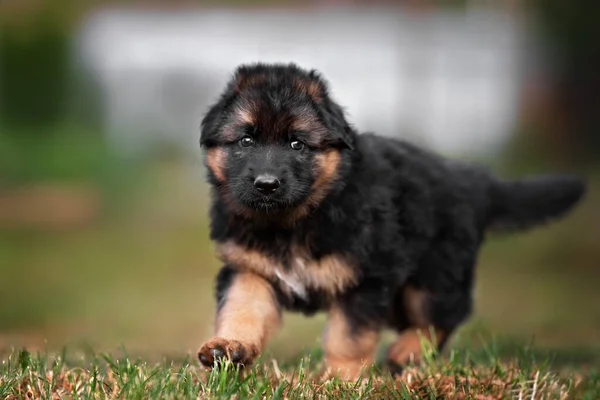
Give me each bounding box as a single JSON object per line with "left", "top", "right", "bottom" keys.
{"left": 197, "top": 337, "right": 258, "bottom": 369}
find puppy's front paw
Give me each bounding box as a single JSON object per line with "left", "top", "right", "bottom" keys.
{"left": 197, "top": 337, "right": 258, "bottom": 369}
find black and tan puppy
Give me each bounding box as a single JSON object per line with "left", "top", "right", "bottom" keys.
{"left": 196, "top": 62, "right": 585, "bottom": 380}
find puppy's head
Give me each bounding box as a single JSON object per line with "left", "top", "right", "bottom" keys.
{"left": 200, "top": 63, "right": 355, "bottom": 219}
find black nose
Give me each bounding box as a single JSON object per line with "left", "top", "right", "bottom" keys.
{"left": 254, "top": 174, "right": 280, "bottom": 194}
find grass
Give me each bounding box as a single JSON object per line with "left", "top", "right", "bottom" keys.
{"left": 1, "top": 340, "right": 599, "bottom": 399}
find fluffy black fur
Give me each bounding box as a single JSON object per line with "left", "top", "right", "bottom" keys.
{"left": 200, "top": 63, "right": 586, "bottom": 353}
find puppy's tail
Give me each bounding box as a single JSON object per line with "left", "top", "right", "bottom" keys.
{"left": 487, "top": 174, "right": 586, "bottom": 232}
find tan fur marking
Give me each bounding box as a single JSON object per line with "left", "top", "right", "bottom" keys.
{"left": 388, "top": 287, "right": 447, "bottom": 367}
{"left": 216, "top": 241, "right": 273, "bottom": 279}
{"left": 290, "top": 118, "right": 312, "bottom": 132}
{"left": 290, "top": 117, "right": 327, "bottom": 144}
{"left": 236, "top": 107, "right": 255, "bottom": 125}
{"left": 205, "top": 148, "right": 226, "bottom": 182}
{"left": 403, "top": 285, "right": 430, "bottom": 327}
{"left": 216, "top": 241, "right": 357, "bottom": 298}
{"left": 291, "top": 244, "right": 357, "bottom": 294}
{"left": 307, "top": 255, "right": 356, "bottom": 293}
{"left": 286, "top": 149, "right": 341, "bottom": 222}
{"left": 386, "top": 327, "right": 446, "bottom": 366}
{"left": 308, "top": 150, "right": 341, "bottom": 206}
{"left": 234, "top": 73, "right": 265, "bottom": 93}
{"left": 307, "top": 81, "right": 322, "bottom": 101}
{"left": 293, "top": 78, "right": 323, "bottom": 102}
{"left": 215, "top": 272, "right": 281, "bottom": 350}
{"left": 322, "top": 304, "right": 380, "bottom": 381}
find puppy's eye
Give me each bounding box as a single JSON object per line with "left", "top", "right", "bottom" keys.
{"left": 239, "top": 136, "right": 254, "bottom": 147}
{"left": 290, "top": 140, "right": 305, "bottom": 151}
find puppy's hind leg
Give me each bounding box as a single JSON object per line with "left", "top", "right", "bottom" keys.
{"left": 386, "top": 326, "right": 448, "bottom": 375}
{"left": 385, "top": 285, "right": 452, "bottom": 375}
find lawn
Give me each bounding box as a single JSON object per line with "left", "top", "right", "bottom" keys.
{"left": 2, "top": 341, "right": 600, "bottom": 399}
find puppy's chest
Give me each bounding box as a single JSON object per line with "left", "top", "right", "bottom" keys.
{"left": 272, "top": 256, "right": 312, "bottom": 299}
{"left": 216, "top": 240, "right": 358, "bottom": 299}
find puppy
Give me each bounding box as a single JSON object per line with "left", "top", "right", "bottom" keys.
{"left": 196, "top": 63, "right": 586, "bottom": 380}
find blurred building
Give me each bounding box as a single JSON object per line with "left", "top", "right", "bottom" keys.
{"left": 76, "top": 3, "right": 525, "bottom": 157}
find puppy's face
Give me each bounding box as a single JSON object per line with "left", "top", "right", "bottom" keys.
{"left": 200, "top": 64, "right": 354, "bottom": 217}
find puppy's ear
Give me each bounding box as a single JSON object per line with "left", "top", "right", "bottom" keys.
{"left": 200, "top": 65, "right": 262, "bottom": 147}
{"left": 321, "top": 97, "right": 356, "bottom": 150}
{"left": 307, "top": 70, "right": 356, "bottom": 150}
{"left": 200, "top": 73, "right": 241, "bottom": 147}
{"left": 231, "top": 64, "right": 265, "bottom": 93}
{"left": 200, "top": 98, "right": 227, "bottom": 148}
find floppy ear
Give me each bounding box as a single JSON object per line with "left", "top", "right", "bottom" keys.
{"left": 200, "top": 66, "right": 260, "bottom": 147}
{"left": 199, "top": 98, "right": 227, "bottom": 148}
{"left": 199, "top": 76, "right": 240, "bottom": 148}
{"left": 319, "top": 96, "right": 356, "bottom": 150}
{"left": 308, "top": 70, "right": 356, "bottom": 150}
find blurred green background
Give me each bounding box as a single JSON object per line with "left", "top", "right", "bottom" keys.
{"left": 1, "top": 0, "right": 599, "bottom": 366}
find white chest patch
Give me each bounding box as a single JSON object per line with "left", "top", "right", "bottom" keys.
{"left": 273, "top": 257, "right": 308, "bottom": 299}
{"left": 274, "top": 268, "right": 307, "bottom": 299}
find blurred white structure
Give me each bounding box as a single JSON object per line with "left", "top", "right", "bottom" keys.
{"left": 76, "top": 5, "right": 525, "bottom": 157}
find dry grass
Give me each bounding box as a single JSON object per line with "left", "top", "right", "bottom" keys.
{"left": 1, "top": 344, "right": 597, "bottom": 400}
